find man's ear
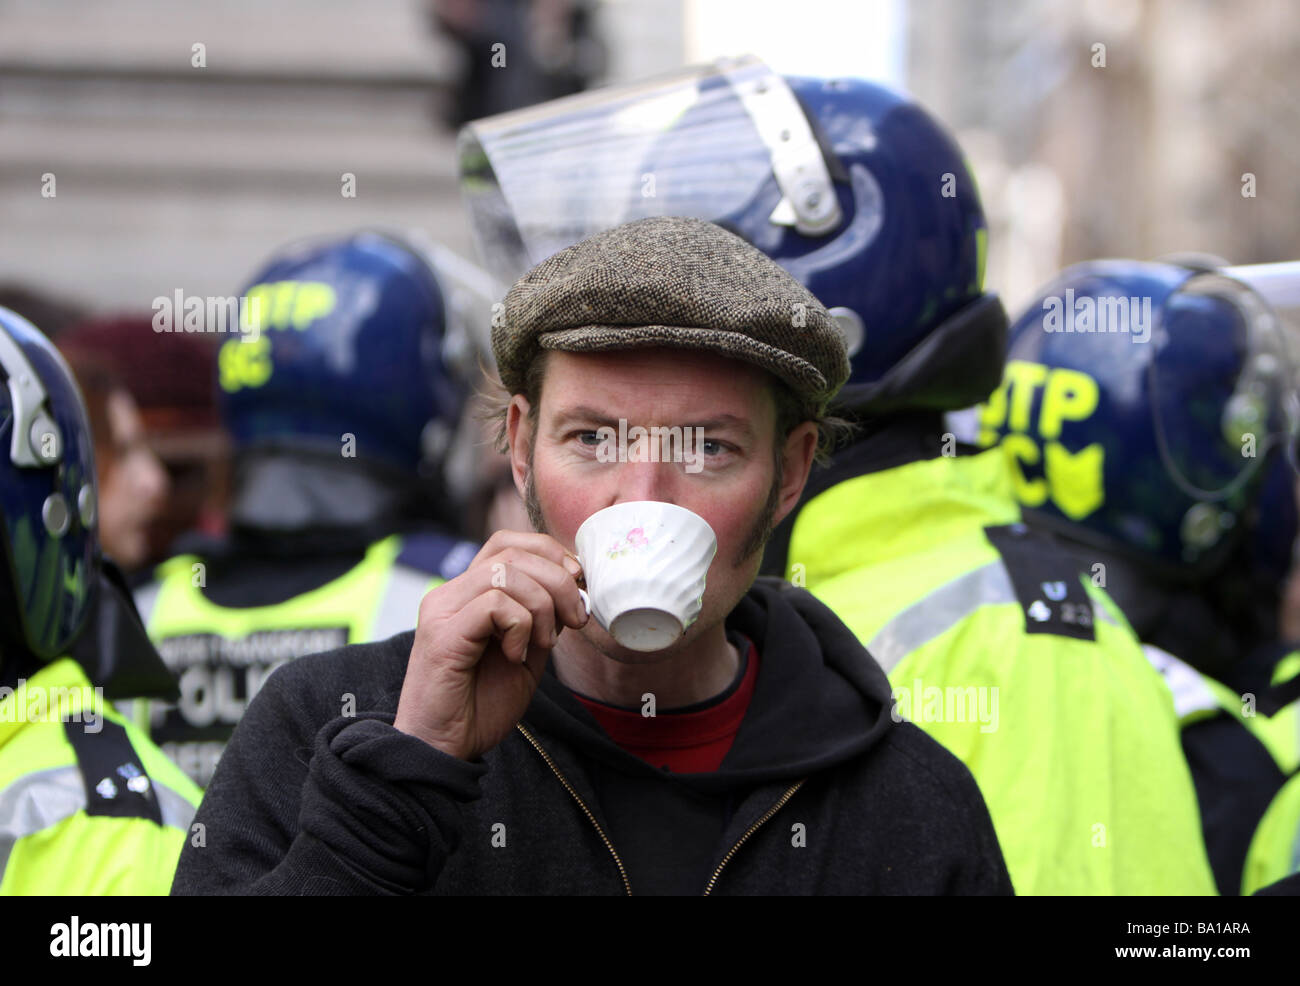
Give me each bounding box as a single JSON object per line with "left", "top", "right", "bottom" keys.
{"left": 506, "top": 394, "right": 533, "bottom": 498}
{"left": 774, "top": 421, "right": 819, "bottom": 528}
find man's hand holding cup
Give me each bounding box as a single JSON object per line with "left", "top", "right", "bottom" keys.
{"left": 393, "top": 531, "right": 588, "bottom": 761}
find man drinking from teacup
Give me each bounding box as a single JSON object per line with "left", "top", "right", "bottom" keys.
{"left": 173, "top": 217, "right": 1013, "bottom": 895}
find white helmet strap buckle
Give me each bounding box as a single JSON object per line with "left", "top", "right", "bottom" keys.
{"left": 0, "top": 320, "right": 62, "bottom": 469}
{"left": 722, "top": 60, "right": 842, "bottom": 237}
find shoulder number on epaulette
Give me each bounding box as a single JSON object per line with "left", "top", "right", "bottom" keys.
{"left": 63, "top": 719, "right": 164, "bottom": 823}
{"left": 984, "top": 523, "right": 1096, "bottom": 641}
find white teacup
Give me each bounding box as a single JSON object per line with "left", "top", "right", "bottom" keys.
{"left": 574, "top": 501, "right": 718, "bottom": 652}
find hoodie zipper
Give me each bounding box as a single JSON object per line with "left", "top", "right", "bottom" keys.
{"left": 702, "top": 779, "right": 805, "bottom": 896}
{"left": 518, "top": 723, "right": 807, "bottom": 897}
{"left": 516, "top": 723, "right": 633, "bottom": 895}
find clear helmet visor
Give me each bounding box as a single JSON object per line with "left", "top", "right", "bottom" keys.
{"left": 398, "top": 231, "right": 503, "bottom": 380}
{"left": 1224, "top": 261, "right": 1300, "bottom": 356}
{"left": 1149, "top": 270, "right": 1300, "bottom": 509}
{"left": 458, "top": 54, "right": 842, "bottom": 284}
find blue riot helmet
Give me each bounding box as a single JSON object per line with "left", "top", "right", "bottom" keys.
{"left": 1, "top": 307, "right": 177, "bottom": 699}
{"left": 977, "top": 260, "right": 1300, "bottom": 580}
{"left": 0, "top": 306, "right": 97, "bottom": 664}
{"left": 459, "top": 54, "right": 1003, "bottom": 415}
{"left": 219, "top": 230, "right": 495, "bottom": 531}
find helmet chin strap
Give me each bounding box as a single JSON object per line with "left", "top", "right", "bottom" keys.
{"left": 832, "top": 293, "right": 1009, "bottom": 418}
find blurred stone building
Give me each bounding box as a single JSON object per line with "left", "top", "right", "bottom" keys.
{"left": 0, "top": 0, "right": 654, "bottom": 312}
{"left": 907, "top": 0, "right": 1300, "bottom": 313}
{"left": 5, "top": 0, "right": 1294, "bottom": 322}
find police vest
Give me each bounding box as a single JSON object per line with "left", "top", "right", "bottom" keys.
{"left": 1254, "top": 653, "right": 1300, "bottom": 774}
{"left": 1236, "top": 652, "right": 1300, "bottom": 895}
{"left": 1243, "top": 769, "right": 1300, "bottom": 894}
{"left": 785, "top": 447, "right": 1217, "bottom": 895}
{"left": 134, "top": 532, "right": 477, "bottom": 788}
{"left": 1144, "top": 645, "right": 1299, "bottom": 895}
{"left": 0, "top": 658, "right": 201, "bottom": 894}
{"left": 1145, "top": 648, "right": 1299, "bottom": 772}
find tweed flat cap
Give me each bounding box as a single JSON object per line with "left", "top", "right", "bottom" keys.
{"left": 496, "top": 216, "right": 851, "bottom": 416}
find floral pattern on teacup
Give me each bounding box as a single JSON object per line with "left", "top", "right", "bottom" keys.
{"left": 606, "top": 527, "right": 650, "bottom": 560}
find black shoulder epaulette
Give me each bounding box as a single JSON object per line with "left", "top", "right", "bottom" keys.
{"left": 984, "top": 523, "right": 1097, "bottom": 642}
{"left": 63, "top": 718, "right": 164, "bottom": 824}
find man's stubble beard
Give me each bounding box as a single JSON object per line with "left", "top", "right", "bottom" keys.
{"left": 523, "top": 443, "right": 549, "bottom": 537}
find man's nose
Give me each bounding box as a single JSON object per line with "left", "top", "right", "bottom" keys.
{"left": 611, "top": 456, "right": 681, "bottom": 505}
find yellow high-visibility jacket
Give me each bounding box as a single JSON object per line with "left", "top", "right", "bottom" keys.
{"left": 1, "top": 658, "right": 200, "bottom": 894}
{"left": 785, "top": 447, "right": 1216, "bottom": 895}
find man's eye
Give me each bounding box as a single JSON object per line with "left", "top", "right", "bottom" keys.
{"left": 577, "top": 431, "right": 602, "bottom": 447}
{"left": 701, "top": 439, "right": 726, "bottom": 456}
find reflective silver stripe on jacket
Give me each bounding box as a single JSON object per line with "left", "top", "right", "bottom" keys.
{"left": 866, "top": 560, "right": 1117, "bottom": 674}
{"left": 1143, "top": 644, "right": 1220, "bottom": 720}
{"left": 1, "top": 765, "right": 196, "bottom": 882}
{"left": 156, "top": 783, "right": 198, "bottom": 830}
{"left": 369, "top": 565, "right": 435, "bottom": 642}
